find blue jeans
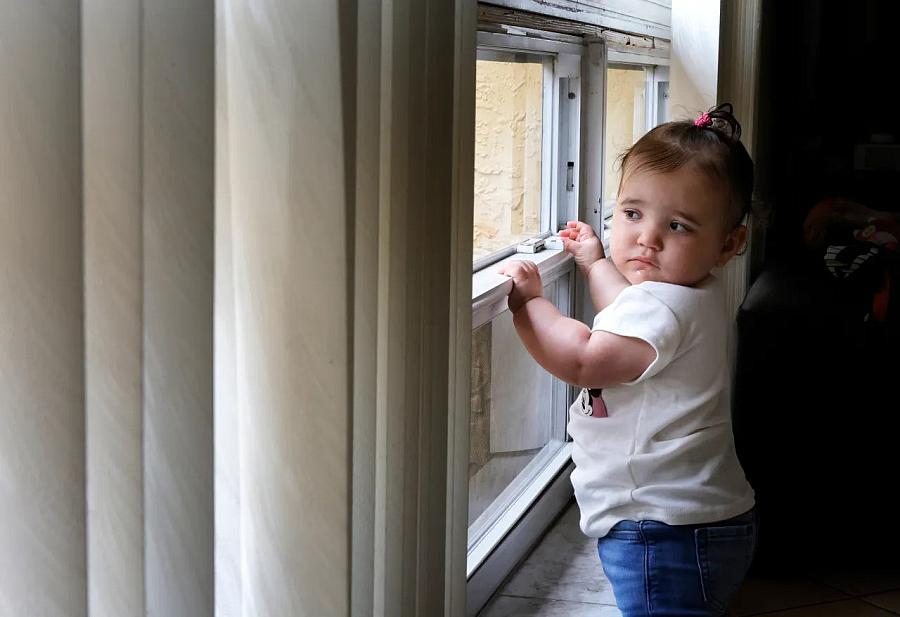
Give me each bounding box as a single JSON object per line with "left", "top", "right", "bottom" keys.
{"left": 597, "top": 507, "right": 758, "bottom": 616}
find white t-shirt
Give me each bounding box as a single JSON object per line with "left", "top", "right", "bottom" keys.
{"left": 567, "top": 275, "right": 755, "bottom": 539}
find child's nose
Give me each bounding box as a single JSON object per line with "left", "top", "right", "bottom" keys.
{"left": 637, "top": 226, "right": 662, "bottom": 250}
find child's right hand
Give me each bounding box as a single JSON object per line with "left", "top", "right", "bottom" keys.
{"left": 559, "top": 220, "right": 604, "bottom": 271}
{"left": 498, "top": 260, "right": 543, "bottom": 313}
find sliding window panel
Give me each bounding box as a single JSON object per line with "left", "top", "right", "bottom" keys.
{"left": 468, "top": 274, "right": 572, "bottom": 552}
{"left": 473, "top": 53, "right": 550, "bottom": 263}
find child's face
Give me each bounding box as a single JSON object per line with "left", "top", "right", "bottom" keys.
{"left": 610, "top": 165, "right": 747, "bottom": 287}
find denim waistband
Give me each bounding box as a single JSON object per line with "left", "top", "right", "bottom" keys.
{"left": 610, "top": 506, "right": 758, "bottom": 532}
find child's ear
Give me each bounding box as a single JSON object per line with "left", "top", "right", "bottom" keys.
{"left": 716, "top": 224, "right": 748, "bottom": 267}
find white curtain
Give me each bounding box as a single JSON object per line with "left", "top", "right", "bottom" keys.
{"left": 0, "top": 1, "right": 471, "bottom": 616}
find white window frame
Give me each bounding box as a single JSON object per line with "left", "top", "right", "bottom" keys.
{"left": 466, "top": 30, "right": 583, "bottom": 612}
{"left": 472, "top": 32, "right": 582, "bottom": 272}
{"left": 467, "top": 260, "right": 573, "bottom": 554}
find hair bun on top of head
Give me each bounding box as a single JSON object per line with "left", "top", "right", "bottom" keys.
{"left": 694, "top": 102, "right": 741, "bottom": 141}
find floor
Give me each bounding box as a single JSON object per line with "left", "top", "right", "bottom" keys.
{"left": 478, "top": 501, "right": 900, "bottom": 616}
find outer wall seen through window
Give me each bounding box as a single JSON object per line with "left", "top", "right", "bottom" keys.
{"left": 473, "top": 59, "right": 544, "bottom": 262}
{"left": 604, "top": 67, "right": 646, "bottom": 202}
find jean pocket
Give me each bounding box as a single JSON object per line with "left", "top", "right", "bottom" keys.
{"left": 603, "top": 529, "right": 642, "bottom": 542}
{"left": 601, "top": 521, "right": 642, "bottom": 542}
{"left": 694, "top": 522, "right": 756, "bottom": 613}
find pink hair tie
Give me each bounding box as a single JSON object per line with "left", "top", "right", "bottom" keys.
{"left": 694, "top": 112, "right": 712, "bottom": 128}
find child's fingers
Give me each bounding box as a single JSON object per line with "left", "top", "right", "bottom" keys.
{"left": 565, "top": 220, "right": 596, "bottom": 240}
{"left": 498, "top": 261, "right": 533, "bottom": 278}
{"left": 561, "top": 226, "right": 586, "bottom": 239}
{"left": 578, "top": 227, "right": 597, "bottom": 241}
{"left": 514, "top": 261, "right": 536, "bottom": 277}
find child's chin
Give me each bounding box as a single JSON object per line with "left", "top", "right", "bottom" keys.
{"left": 627, "top": 269, "right": 663, "bottom": 285}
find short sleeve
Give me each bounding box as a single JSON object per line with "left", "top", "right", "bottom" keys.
{"left": 591, "top": 285, "right": 683, "bottom": 384}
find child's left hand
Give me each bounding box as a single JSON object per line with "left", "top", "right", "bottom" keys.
{"left": 498, "top": 260, "right": 543, "bottom": 312}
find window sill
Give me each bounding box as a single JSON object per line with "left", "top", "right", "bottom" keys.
{"left": 471, "top": 249, "right": 573, "bottom": 330}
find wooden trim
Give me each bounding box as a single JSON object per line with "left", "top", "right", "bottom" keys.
{"left": 717, "top": 0, "right": 762, "bottom": 159}
{"left": 480, "top": 0, "right": 671, "bottom": 40}
{"left": 607, "top": 44, "right": 669, "bottom": 65}
{"left": 446, "top": 0, "right": 478, "bottom": 612}
{"left": 477, "top": 30, "right": 585, "bottom": 55}
{"left": 351, "top": 0, "right": 381, "bottom": 613}
{"left": 362, "top": 0, "right": 464, "bottom": 614}
{"left": 716, "top": 0, "right": 763, "bottom": 365}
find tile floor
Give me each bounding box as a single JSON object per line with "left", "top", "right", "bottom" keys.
{"left": 479, "top": 501, "right": 900, "bottom": 616}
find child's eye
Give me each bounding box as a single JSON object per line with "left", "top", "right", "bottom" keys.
{"left": 670, "top": 221, "right": 690, "bottom": 233}
{"left": 623, "top": 209, "right": 641, "bottom": 220}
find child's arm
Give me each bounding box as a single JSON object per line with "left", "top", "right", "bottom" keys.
{"left": 585, "top": 258, "right": 630, "bottom": 311}
{"left": 559, "top": 221, "right": 629, "bottom": 311}
{"left": 499, "top": 261, "right": 655, "bottom": 388}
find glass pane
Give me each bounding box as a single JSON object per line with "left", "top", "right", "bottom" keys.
{"left": 473, "top": 59, "right": 544, "bottom": 262}
{"left": 468, "top": 279, "right": 567, "bottom": 542}
{"left": 604, "top": 67, "right": 646, "bottom": 202}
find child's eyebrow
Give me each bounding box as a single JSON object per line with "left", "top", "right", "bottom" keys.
{"left": 672, "top": 210, "right": 702, "bottom": 227}
{"left": 618, "top": 197, "right": 644, "bottom": 206}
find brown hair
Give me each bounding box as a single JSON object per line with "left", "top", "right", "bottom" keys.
{"left": 617, "top": 103, "right": 754, "bottom": 228}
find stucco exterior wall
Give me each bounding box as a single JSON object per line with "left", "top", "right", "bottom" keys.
{"left": 473, "top": 60, "right": 544, "bottom": 260}
{"left": 604, "top": 67, "right": 646, "bottom": 201}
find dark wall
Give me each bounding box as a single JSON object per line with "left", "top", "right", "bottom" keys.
{"left": 762, "top": 0, "right": 900, "bottom": 263}
{"left": 734, "top": 1, "right": 900, "bottom": 576}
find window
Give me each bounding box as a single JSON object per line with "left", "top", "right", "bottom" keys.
{"left": 468, "top": 276, "right": 570, "bottom": 544}
{"left": 465, "top": 27, "right": 671, "bottom": 615}
{"left": 604, "top": 66, "right": 647, "bottom": 203}
{"left": 467, "top": 30, "right": 582, "bottom": 578}
{"left": 473, "top": 52, "right": 550, "bottom": 263}
{"left": 601, "top": 62, "right": 670, "bottom": 250}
